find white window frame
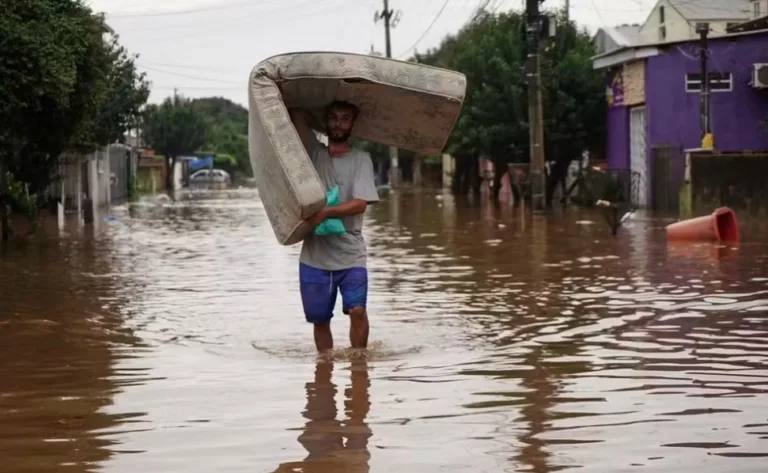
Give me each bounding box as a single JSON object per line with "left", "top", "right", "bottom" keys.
{"left": 685, "top": 72, "right": 733, "bottom": 93}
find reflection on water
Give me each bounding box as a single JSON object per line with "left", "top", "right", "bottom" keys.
{"left": 1, "top": 187, "right": 767, "bottom": 473}
{"left": 0, "top": 233, "right": 144, "bottom": 473}
{"left": 273, "top": 359, "right": 371, "bottom": 473}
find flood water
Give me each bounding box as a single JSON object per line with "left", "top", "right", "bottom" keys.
{"left": 2, "top": 188, "right": 768, "bottom": 473}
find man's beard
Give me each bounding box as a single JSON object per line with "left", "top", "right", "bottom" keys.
{"left": 327, "top": 127, "right": 351, "bottom": 143}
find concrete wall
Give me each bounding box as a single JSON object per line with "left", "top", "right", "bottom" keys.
{"left": 691, "top": 152, "right": 768, "bottom": 215}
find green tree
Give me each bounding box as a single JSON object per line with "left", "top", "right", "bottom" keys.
{"left": 1, "top": 0, "right": 92, "bottom": 238}
{"left": 411, "top": 9, "right": 605, "bottom": 204}
{"left": 88, "top": 34, "right": 151, "bottom": 148}
{"left": 0, "top": 0, "right": 149, "bottom": 240}
{"left": 142, "top": 94, "right": 209, "bottom": 192}
{"left": 191, "top": 97, "right": 252, "bottom": 179}
{"left": 539, "top": 9, "right": 606, "bottom": 204}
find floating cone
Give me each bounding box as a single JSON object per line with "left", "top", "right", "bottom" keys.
{"left": 666, "top": 207, "right": 739, "bottom": 242}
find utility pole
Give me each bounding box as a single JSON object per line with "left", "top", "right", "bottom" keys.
{"left": 526, "top": 0, "right": 546, "bottom": 210}
{"left": 0, "top": 157, "right": 7, "bottom": 242}
{"left": 565, "top": 0, "right": 569, "bottom": 22}
{"left": 697, "top": 22, "right": 713, "bottom": 148}
{"left": 375, "top": 0, "right": 402, "bottom": 187}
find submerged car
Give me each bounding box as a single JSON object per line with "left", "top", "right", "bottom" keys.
{"left": 189, "top": 169, "right": 232, "bottom": 186}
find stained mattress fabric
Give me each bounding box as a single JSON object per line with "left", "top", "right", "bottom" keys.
{"left": 248, "top": 51, "right": 467, "bottom": 246}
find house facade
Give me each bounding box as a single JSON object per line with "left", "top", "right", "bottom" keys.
{"left": 752, "top": 0, "right": 768, "bottom": 19}
{"left": 638, "top": 0, "right": 751, "bottom": 43}
{"left": 594, "top": 29, "right": 768, "bottom": 209}
{"left": 51, "top": 143, "right": 139, "bottom": 224}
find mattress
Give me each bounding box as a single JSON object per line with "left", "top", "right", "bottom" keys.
{"left": 248, "top": 51, "right": 467, "bottom": 246}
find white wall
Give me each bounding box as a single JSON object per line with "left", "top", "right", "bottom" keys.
{"left": 442, "top": 153, "right": 455, "bottom": 188}
{"left": 639, "top": 0, "right": 690, "bottom": 43}
{"left": 752, "top": 0, "right": 768, "bottom": 19}
{"left": 173, "top": 160, "right": 184, "bottom": 191}
{"left": 640, "top": 0, "right": 747, "bottom": 43}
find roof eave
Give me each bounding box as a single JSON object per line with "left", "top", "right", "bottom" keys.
{"left": 592, "top": 47, "right": 661, "bottom": 70}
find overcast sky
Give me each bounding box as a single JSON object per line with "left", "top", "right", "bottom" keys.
{"left": 86, "top": 0, "right": 655, "bottom": 107}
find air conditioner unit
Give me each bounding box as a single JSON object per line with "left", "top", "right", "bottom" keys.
{"left": 752, "top": 63, "right": 768, "bottom": 88}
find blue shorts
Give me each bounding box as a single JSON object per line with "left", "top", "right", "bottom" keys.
{"left": 299, "top": 263, "right": 368, "bottom": 325}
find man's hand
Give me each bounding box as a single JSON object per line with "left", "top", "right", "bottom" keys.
{"left": 305, "top": 207, "right": 328, "bottom": 228}
{"left": 305, "top": 199, "right": 367, "bottom": 228}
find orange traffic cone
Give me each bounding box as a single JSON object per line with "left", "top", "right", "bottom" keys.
{"left": 666, "top": 207, "right": 739, "bottom": 242}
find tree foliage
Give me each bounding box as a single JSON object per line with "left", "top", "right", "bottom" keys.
{"left": 411, "top": 8, "right": 606, "bottom": 200}
{"left": 191, "top": 97, "right": 252, "bottom": 179}
{"left": 0, "top": 0, "right": 150, "bottom": 240}
{"left": 89, "top": 36, "right": 151, "bottom": 147}
{"left": 142, "top": 94, "right": 209, "bottom": 191}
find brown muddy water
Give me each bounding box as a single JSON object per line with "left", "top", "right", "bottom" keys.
{"left": 1, "top": 188, "right": 768, "bottom": 473}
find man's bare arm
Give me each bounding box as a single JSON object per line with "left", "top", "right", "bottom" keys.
{"left": 306, "top": 198, "right": 367, "bottom": 226}
{"left": 323, "top": 198, "right": 367, "bottom": 218}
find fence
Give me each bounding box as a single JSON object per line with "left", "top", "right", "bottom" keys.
{"left": 48, "top": 154, "right": 88, "bottom": 212}
{"left": 108, "top": 145, "right": 134, "bottom": 204}
{"left": 605, "top": 168, "right": 641, "bottom": 208}
{"left": 568, "top": 166, "right": 640, "bottom": 209}
{"left": 651, "top": 144, "right": 684, "bottom": 212}
{"left": 689, "top": 151, "right": 768, "bottom": 215}
{"left": 48, "top": 145, "right": 138, "bottom": 214}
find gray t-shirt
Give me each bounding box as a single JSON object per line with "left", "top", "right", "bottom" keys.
{"left": 299, "top": 134, "right": 380, "bottom": 271}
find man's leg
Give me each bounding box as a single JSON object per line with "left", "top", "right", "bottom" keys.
{"left": 299, "top": 263, "right": 337, "bottom": 352}
{"left": 313, "top": 323, "right": 333, "bottom": 353}
{"left": 338, "top": 267, "right": 369, "bottom": 349}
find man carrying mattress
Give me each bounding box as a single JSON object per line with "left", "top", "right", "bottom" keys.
{"left": 289, "top": 101, "right": 380, "bottom": 354}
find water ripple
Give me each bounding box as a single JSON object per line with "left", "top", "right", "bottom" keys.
{"left": 1, "top": 189, "right": 768, "bottom": 472}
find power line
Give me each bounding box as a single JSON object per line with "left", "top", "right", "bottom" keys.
{"left": 132, "top": 0, "right": 370, "bottom": 42}
{"left": 139, "top": 60, "right": 241, "bottom": 74}
{"left": 113, "top": 0, "right": 359, "bottom": 33}
{"left": 489, "top": 0, "right": 509, "bottom": 14}
{"left": 151, "top": 85, "right": 242, "bottom": 91}
{"left": 105, "top": 0, "right": 269, "bottom": 18}
{"left": 589, "top": 0, "right": 607, "bottom": 26}
{"left": 467, "top": 0, "right": 494, "bottom": 24}
{"left": 397, "top": 0, "right": 452, "bottom": 58}
{"left": 137, "top": 63, "right": 242, "bottom": 85}
{"left": 570, "top": 4, "right": 644, "bottom": 12}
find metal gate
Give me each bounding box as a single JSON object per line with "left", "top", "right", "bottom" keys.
{"left": 109, "top": 146, "right": 130, "bottom": 203}
{"left": 651, "top": 144, "right": 683, "bottom": 212}
{"left": 629, "top": 106, "right": 649, "bottom": 207}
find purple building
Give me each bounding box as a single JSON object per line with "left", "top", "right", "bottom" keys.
{"left": 592, "top": 29, "right": 768, "bottom": 209}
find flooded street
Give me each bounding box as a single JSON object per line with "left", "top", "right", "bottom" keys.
{"left": 2, "top": 188, "right": 768, "bottom": 473}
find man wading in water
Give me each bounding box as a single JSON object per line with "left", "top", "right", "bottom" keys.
{"left": 289, "top": 101, "right": 379, "bottom": 354}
